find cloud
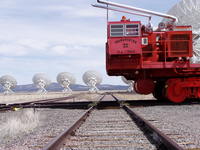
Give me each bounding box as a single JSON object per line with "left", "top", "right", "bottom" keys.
{"left": 0, "top": 0, "right": 17, "bottom": 9}
{"left": 16, "top": 39, "right": 49, "bottom": 50}
{"left": 0, "top": 44, "right": 28, "bottom": 56}
{"left": 0, "top": 16, "right": 106, "bottom": 58}
{"left": 42, "top": 5, "right": 107, "bottom": 18}
{"left": 50, "top": 45, "right": 92, "bottom": 57}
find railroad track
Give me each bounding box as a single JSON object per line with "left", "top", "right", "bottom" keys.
{"left": 0, "top": 93, "right": 88, "bottom": 111}
{"left": 1, "top": 92, "right": 199, "bottom": 112}
{"left": 43, "top": 94, "right": 184, "bottom": 150}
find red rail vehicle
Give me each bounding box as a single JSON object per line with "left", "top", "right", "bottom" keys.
{"left": 93, "top": 0, "right": 200, "bottom": 103}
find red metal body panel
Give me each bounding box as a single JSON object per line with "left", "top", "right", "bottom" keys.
{"left": 106, "top": 17, "right": 200, "bottom": 103}
{"left": 108, "top": 38, "right": 142, "bottom": 54}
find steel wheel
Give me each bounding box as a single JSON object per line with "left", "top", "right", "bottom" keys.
{"left": 153, "top": 81, "right": 167, "bottom": 101}
{"left": 165, "top": 79, "right": 186, "bottom": 103}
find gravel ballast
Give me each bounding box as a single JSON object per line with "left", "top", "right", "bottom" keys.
{"left": 64, "top": 109, "right": 156, "bottom": 150}
{"left": 133, "top": 105, "right": 200, "bottom": 149}
{"left": 0, "top": 108, "right": 85, "bottom": 150}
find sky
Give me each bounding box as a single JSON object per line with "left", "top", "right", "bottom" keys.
{"left": 0, "top": 0, "right": 181, "bottom": 85}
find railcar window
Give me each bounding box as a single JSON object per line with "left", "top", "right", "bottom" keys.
{"left": 110, "top": 24, "right": 124, "bottom": 37}
{"left": 125, "top": 24, "right": 139, "bottom": 36}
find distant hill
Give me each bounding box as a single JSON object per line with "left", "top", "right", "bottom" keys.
{"left": 0, "top": 82, "right": 129, "bottom": 92}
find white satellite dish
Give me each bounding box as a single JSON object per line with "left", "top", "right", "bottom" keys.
{"left": 57, "top": 72, "right": 76, "bottom": 93}
{"left": 0, "top": 75, "right": 17, "bottom": 94}
{"left": 121, "top": 76, "right": 134, "bottom": 92}
{"left": 167, "top": 0, "right": 200, "bottom": 63}
{"left": 32, "top": 73, "right": 51, "bottom": 94}
{"left": 82, "top": 70, "right": 102, "bottom": 93}
{"left": 167, "top": 0, "right": 200, "bottom": 34}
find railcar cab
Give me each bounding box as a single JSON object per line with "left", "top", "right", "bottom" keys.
{"left": 106, "top": 16, "right": 159, "bottom": 73}
{"left": 107, "top": 16, "right": 142, "bottom": 55}
{"left": 106, "top": 16, "right": 144, "bottom": 75}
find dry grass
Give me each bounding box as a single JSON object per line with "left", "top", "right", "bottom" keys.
{"left": 0, "top": 109, "right": 40, "bottom": 139}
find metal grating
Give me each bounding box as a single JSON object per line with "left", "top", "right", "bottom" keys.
{"left": 110, "top": 24, "right": 124, "bottom": 37}
{"left": 169, "top": 34, "right": 190, "bottom": 57}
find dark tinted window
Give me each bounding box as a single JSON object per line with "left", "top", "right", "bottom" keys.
{"left": 125, "top": 24, "right": 139, "bottom": 36}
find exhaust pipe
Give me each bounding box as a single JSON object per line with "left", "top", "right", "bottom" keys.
{"left": 92, "top": 4, "right": 151, "bottom": 20}
{"left": 97, "top": 0, "right": 178, "bottom": 22}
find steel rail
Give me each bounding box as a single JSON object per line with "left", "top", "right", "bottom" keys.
{"left": 123, "top": 105, "right": 184, "bottom": 150}
{"left": 111, "top": 94, "right": 184, "bottom": 150}
{"left": 42, "top": 94, "right": 106, "bottom": 150}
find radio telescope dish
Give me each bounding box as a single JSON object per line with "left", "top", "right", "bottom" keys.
{"left": 32, "top": 73, "right": 51, "bottom": 94}
{"left": 57, "top": 72, "right": 76, "bottom": 93}
{"left": 82, "top": 70, "right": 102, "bottom": 93}
{"left": 0, "top": 75, "right": 17, "bottom": 94}
{"left": 167, "top": 0, "right": 200, "bottom": 34}
{"left": 167, "top": 0, "right": 200, "bottom": 63}
{"left": 121, "top": 76, "right": 134, "bottom": 92}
